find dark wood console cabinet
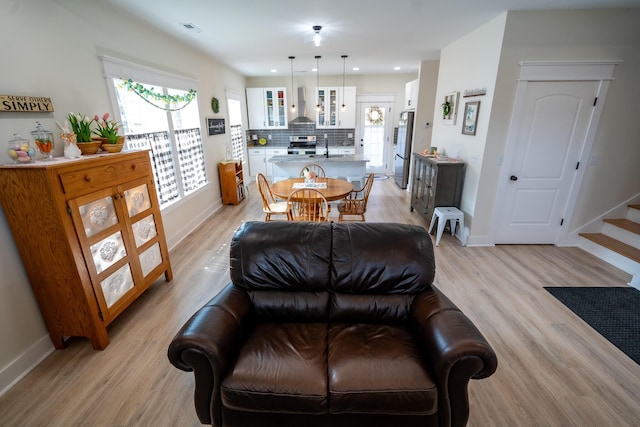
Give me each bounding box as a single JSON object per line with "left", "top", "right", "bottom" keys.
{"left": 410, "top": 153, "right": 465, "bottom": 223}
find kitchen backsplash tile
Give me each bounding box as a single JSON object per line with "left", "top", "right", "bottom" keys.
{"left": 246, "top": 127, "right": 355, "bottom": 147}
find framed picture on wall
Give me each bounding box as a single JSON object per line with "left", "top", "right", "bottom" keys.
{"left": 442, "top": 91, "right": 459, "bottom": 125}
{"left": 462, "top": 101, "right": 480, "bottom": 135}
{"left": 207, "top": 118, "right": 225, "bottom": 135}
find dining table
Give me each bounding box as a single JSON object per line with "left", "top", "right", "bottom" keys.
{"left": 270, "top": 177, "right": 354, "bottom": 202}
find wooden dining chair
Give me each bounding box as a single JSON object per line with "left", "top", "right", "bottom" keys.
{"left": 288, "top": 188, "right": 329, "bottom": 222}
{"left": 337, "top": 173, "right": 374, "bottom": 222}
{"left": 299, "top": 163, "right": 326, "bottom": 178}
{"left": 257, "top": 173, "right": 291, "bottom": 221}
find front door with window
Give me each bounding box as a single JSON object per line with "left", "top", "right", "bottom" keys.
{"left": 356, "top": 102, "right": 393, "bottom": 174}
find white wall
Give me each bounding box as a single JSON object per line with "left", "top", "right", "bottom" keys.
{"left": 431, "top": 9, "right": 640, "bottom": 244}
{"left": 413, "top": 60, "right": 440, "bottom": 155}
{"left": 430, "top": 13, "right": 507, "bottom": 221}
{"left": 476, "top": 9, "right": 640, "bottom": 241}
{"left": 0, "top": 0, "right": 245, "bottom": 393}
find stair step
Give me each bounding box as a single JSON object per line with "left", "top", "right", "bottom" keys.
{"left": 579, "top": 233, "right": 640, "bottom": 263}
{"left": 629, "top": 204, "right": 640, "bottom": 211}
{"left": 603, "top": 218, "right": 640, "bottom": 236}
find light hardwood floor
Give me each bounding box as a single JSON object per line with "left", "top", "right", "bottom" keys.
{"left": 0, "top": 176, "right": 638, "bottom": 426}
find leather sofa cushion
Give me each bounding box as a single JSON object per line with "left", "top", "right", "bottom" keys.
{"left": 331, "top": 223, "right": 435, "bottom": 295}
{"left": 230, "top": 222, "right": 331, "bottom": 293}
{"left": 248, "top": 290, "right": 329, "bottom": 322}
{"left": 328, "top": 323, "right": 437, "bottom": 415}
{"left": 221, "top": 323, "right": 328, "bottom": 414}
{"left": 330, "top": 293, "right": 413, "bottom": 323}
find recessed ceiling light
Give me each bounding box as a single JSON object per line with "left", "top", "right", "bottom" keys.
{"left": 270, "top": 69, "right": 277, "bottom": 73}
{"left": 312, "top": 68, "right": 318, "bottom": 72}
{"left": 394, "top": 66, "right": 401, "bottom": 70}
{"left": 180, "top": 23, "right": 202, "bottom": 33}
{"left": 352, "top": 67, "right": 359, "bottom": 71}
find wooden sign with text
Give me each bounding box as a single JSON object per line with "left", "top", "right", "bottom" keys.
{"left": 1, "top": 95, "right": 54, "bottom": 112}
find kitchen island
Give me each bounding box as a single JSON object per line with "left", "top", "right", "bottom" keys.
{"left": 269, "top": 154, "right": 369, "bottom": 187}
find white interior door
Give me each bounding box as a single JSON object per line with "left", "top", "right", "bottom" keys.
{"left": 356, "top": 102, "right": 393, "bottom": 174}
{"left": 493, "top": 81, "right": 599, "bottom": 243}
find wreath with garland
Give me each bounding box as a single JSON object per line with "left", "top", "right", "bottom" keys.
{"left": 121, "top": 79, "right": 197, "bottom": 111}
{"left": 366, "top": 106, "right": 384, "bottom": 125}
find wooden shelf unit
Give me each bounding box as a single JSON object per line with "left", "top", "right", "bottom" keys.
{"left": 219, "top": 160, "right": 245, "bottom": 205}
{"left": 0, "top": 151, "right": 172, "bottom": 350}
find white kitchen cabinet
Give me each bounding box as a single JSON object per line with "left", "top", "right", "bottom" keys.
{"left": 248, "top": 147, "right": 267, "bottom": 178}
{"left": 405, "top": 79, "right": 418, "bottom": 110}
{"left": 248, "top": 147, "right": 288, "bottom": 180}
{"left": 316, "top": 86, "right": 356, "bottom": 129}
{"left": 246, "top": 88, "right": 288, "bottom": 130}
{"left": 339, "top": 86, "right": 357, "bottom": 128}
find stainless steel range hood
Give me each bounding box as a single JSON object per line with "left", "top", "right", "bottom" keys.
{"left": 289, "top": 87, "right": 315, "bottom": 125}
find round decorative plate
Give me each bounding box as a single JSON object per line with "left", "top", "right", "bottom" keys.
{"left": 258, "top": 138, "right": 267, "bottom": 146}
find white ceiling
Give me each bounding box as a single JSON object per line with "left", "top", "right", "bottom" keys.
{"left": 103, "top": 0, "right": 640, "bottom": 77}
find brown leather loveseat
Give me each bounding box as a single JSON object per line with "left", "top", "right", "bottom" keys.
{"left": 168, "top": 221, "right": 497, "bottom": 426}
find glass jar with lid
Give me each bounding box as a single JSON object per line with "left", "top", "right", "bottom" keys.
{"left": 7, "top": 133, "right": 36, "bottom": 164}
{"left": 31, "top": 121, "right": 55, "bottom": 160}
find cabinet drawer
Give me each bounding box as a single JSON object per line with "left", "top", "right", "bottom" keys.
{"left": 248, "top": 148, "right": 265, "bottom": 156}
{"left": 59, "top": 156, "right": 149, "bottom": 196}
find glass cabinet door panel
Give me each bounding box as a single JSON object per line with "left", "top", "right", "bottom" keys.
{"left": 329, "top": 89, "right": 337, "bottom": 126}
{"left": 101, "top": 263, "right": 134, "bottom": 307}
{"left": 91, "top": 231, "right": 126, "bottom": 273}
{"left": 79, "top": 196, "right": 118, "bottom": 238}
{"left": 124, "top": 183, "right": 151, "bottom": 217}
{"left": 139, "top": 242, "right": 162, "bottom": 277}
{"left": 276, "top": 90, "right": 285, "bottom": 126}
{"left": 132, "top": 214, "right": 157, "bottom": 247}
{"left": 265, "top": 90, "right": 275, "bottom": 127}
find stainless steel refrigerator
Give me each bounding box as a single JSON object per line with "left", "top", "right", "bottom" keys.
{"left": 394, "top": 110, "right": 415, "bottom": 189}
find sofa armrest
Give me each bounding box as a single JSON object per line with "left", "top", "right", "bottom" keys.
{"left": 410, "top": 286, "right": 497, "bottom": 427}
{"left": 168, "top": 284, "right": 252, "bottom": 426}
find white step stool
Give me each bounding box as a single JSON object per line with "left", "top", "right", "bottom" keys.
{"left": 428, "top": 207, "right": 465, "bottom": 247}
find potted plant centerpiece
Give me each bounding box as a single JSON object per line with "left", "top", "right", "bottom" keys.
{"left": 93, "top": 113, "right": 124, "bottom": 153}
{"left": 67, "top": 113, "right": 100, "bottom": 154}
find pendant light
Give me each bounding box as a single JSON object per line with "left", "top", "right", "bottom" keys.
{"left": 341, "top": 55, "right": 348, "bottom": 111}
{"left": 288, "top": 56, "right": 296, "bottom": 112}
{"left": 315, "top": 55, "right": 322, "bottom": 112}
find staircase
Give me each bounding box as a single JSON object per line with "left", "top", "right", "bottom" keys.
{"left": 579, "top": 204, "right": 640, "bottom": 289}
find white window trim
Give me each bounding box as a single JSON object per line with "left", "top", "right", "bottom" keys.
{"left": 100, "top": 55, "right": 209, "bottom": 212}
{"left": 100, "top": 55, "right": 198, "bottom": 91}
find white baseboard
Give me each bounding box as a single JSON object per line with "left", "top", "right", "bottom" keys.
{"left": 0, "top": 334, "right": 54, "bottom": 397}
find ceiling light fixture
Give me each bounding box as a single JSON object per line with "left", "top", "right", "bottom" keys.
{"left": 341, "top": 55, "right": 348, "bottom": 112}
{"left": 304, "top": 25, "right": 325, "bottom": 47}
{"left": 289, "top": 56, "right": 296, "bottom": 112}
{"left": 315, "top": 55, "right": 321, "bottom": 112}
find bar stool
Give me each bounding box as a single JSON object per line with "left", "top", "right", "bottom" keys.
{"left": 428, "top": 207, "right": 465, "bottom": 246}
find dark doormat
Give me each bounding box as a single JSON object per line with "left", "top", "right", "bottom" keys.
{"left": 544, "top": 286, "right": 640, "bottom": 364}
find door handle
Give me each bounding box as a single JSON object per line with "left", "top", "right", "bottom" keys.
{"left": 510, "top": 175, "right": 518, "bottom": 181}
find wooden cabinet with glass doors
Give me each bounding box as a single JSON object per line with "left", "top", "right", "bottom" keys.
{"left": 0, "top": 151, "right": 172, "bottom": 350}
{"left": 410, "top": 153, "right": 465, "bottom": 223}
